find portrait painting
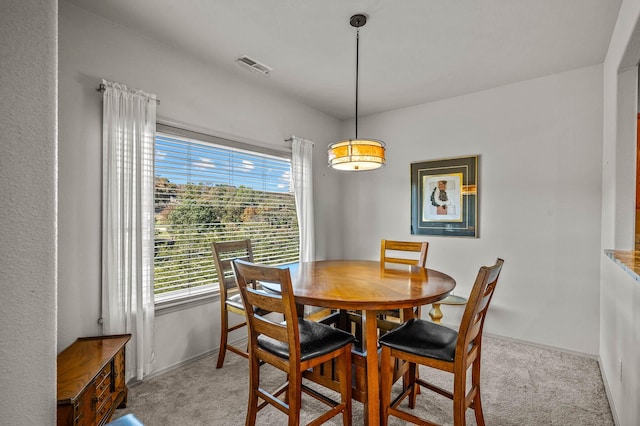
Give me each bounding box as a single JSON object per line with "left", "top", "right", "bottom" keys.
{"left": 411, "top": 155, "right": 478, "bottom": 237}
{"left": 422, "top": 173, "right": 463, "bottom": 222}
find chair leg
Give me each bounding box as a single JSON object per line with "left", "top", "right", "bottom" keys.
{"left": 408, "top": 362, "right": 418, "bottom": 409}
{"left": 472, "top": 356, "right": 485, "bottom": 426}
{"left": 288, "top": 373, "right": 302, "bottom": 426}
{"left": 216, "top": 309, "right": 229, "bottom": 368}
{"left": 338, "top": 347, "right": 353, "bottom": 426}
{"left": 380, "top": 346, "right": 393, "bottom": 426}
{"left": 452, "top": 366, "right": 467, "bottom": 426}
{"left": 245, "top": 356, "right": 260, "bottom": 426}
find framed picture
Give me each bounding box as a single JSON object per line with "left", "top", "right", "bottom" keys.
{"left": 411, "top": 155, "right": 478, "bottom": 237}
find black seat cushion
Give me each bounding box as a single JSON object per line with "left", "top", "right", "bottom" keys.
{"left": 258, "top": 318, "right": 355, "bottom": 362}
{"left": 378, "top": 318, "right": 459, "bottom": 362}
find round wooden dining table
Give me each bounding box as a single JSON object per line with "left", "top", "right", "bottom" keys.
{"left": 262, "top": 259, "right": 456, "bottom": 425}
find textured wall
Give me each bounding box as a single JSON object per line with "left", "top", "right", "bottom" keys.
{"left": 58, "top": 2, "right": 342, "bottom": 370}
{"left": 0, "top": 0, "right": 58, "bottom": 424}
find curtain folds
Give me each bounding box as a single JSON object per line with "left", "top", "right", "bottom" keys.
{"left": 291, "top": 136, "right": 315, "bottom": 262}
{"left": 101, "top": 79, "right": 156, "bottom": 381}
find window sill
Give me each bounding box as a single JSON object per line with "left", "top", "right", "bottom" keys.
{"left": 155, "top": 286, "right": 221, "bottom": 316}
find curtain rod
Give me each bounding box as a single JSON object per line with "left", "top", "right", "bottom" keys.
{"left": 284, "top": 137, "right": 314, "bottom": 145}
{"left": 97, "top": 83, "right": 160, "bottom": 105}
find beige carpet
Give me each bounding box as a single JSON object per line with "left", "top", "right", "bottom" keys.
{"left": 112, "top": 335, "right": 614, "bottom": 425}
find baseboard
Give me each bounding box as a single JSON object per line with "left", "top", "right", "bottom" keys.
{"left": 129, "top": 336, "right": 249, "bottom": 385}
{"left": 481, "top": 331, "right": 599, "bottom": 360}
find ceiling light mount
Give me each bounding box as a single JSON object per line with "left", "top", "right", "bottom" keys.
{"left": 350, "top": 13, "right": 367, "bottom": 28}
{"left": 328, "top": 13, "right": 386, "bottom": 172}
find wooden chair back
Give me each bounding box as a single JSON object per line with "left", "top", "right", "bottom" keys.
{"left": 231, "top": 259, "right": 301, "bottom": 369}
{"left": 378, "top": 239, "right": 429, "bottom": 322}
{"left": 457, "top": 258, "right": 504, "bottom": 362}
{"left": 211, "top": 239, "right": 255, "bottom": 368}
{"left": 211, "top": 239, "right": 254, "bottom": 301}
{"left": 380, "top": 239, "right": 429, "bottom": 267}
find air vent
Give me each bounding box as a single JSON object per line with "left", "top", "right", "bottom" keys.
{"left": 236, "top": 55, "right": 272, "bottom": 76}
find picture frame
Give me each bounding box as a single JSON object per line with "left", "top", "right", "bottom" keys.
{"left": 411, "top": 155, "right": 478, "bottom": 237}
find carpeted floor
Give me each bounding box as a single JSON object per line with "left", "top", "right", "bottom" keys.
{"left": 112, "top": 335, "right": 614, "bottom": 425}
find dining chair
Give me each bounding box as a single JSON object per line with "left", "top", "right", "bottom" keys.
{"left": 344, "top": 239, "right": 430, "bottom": 346}
{"left": 380, "top": 239, "right": 468, "bottom": 325}
{"left": 378, "top": 239, "right": 429, "bottom": 320}
{"left": 232, "top": 259, "right": 355, "bottom": 426}
{"left": 378, "top": 258, "right": 504, "bottom": 426}
{"left": 211, "top": 239, "right": 254, "bottom": 369}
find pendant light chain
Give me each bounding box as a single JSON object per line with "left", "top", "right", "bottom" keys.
{"left": 355, "top": 27, "right": 359, "bottom": 139}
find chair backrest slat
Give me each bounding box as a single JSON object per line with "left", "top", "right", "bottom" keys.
{"left": 252, "top": 317, "right": 288, "bottom": 342}
{"left": 244, "top": 287, "right": 287, "bottom": 314}
{"left": 380, "top": 239, "right": 429, "bottom": 267}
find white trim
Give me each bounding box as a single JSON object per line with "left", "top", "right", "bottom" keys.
{"left": 156, "top": 119, "right": 291, "bottom": 156}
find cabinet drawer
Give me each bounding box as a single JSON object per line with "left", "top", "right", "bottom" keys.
{"left": 75, "top": 382, "right": 96, "bottom": 426}
{"left": 96, "top": 398, "right": 112, "bottom": 425}
{"left": 95, "top": 363, "right": 112, "bottom": 390}
{"left": 95, "top": 363, "right": 113, "bottom": 425}
{"left": 95, "top": 380, "right": 112, "bottom": 411}
{"left": 95, "top": 371, "right": 112, "bottom": 396}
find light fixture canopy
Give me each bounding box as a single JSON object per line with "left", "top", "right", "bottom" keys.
{"left": 328, "top": 14, "right": 386, "bottom": 171}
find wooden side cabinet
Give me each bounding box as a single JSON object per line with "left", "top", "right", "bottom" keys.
{"left": 57, "top": 334, "right": 131, "bottom": 426}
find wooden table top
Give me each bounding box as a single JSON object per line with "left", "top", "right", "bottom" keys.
{"left": 262, "top": 259, "right": 456, "bottom": 310}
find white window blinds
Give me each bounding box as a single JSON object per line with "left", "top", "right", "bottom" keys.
{"left": 154, "top": 127, "right": 299, "bottom": 299}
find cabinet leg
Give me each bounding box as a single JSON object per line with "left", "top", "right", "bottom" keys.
{"left": 117, "top": 389, "right": 128, "bottom": 409}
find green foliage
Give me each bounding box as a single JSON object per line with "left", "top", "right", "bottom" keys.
{"left": 154, "top": 180, "right": 299, "bottom": 295}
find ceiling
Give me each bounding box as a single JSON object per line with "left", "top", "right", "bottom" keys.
{"left": 65, "top": 0, "right": 621, "bottom": 120}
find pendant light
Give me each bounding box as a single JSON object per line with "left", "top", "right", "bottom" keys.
{"left": 328, "top": 14, "right": 386, "bottom": 171}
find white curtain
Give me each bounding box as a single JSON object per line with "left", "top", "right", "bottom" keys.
{"left": 101, "top": 79, "right": 156, "bottom": 381}
{"left": 291, "top": 136, "right": 315, "bottom": 262}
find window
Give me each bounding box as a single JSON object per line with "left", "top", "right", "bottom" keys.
{"left": 153, "top": 125, "right": 299, "bottom": 302}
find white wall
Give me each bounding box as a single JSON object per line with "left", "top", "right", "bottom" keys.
{"left": 600, "top": 1, "right": 640, "bottom": 424}
{"left": 58, "top": 2, "right": 342, "bottom": 368}
{"left": 600, "top": 256, "right": 640, "bottom": 425}
{"left": 339, "top": 66, "right": 604, "bottom": 355}
{"left": 0, "top": 0, "right": 58, "bottom": 424}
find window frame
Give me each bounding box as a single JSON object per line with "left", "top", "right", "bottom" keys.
{"left": 153, "top": 123, "right": 297, "bottom": 311}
